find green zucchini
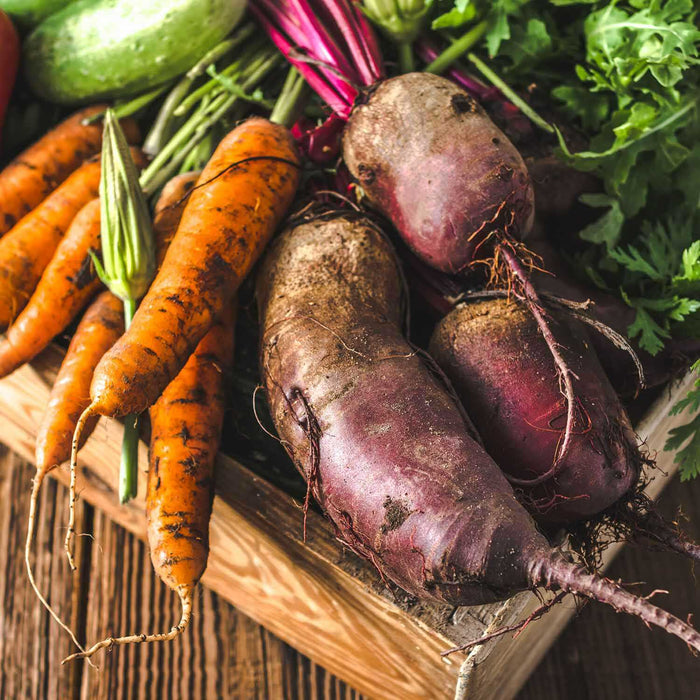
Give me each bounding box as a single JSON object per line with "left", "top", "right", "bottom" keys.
{"left": 0, "top": 1, "right": 75, "bottom": 29}
{"left": 23, "top": 0, "right": 246, "bottom": 104}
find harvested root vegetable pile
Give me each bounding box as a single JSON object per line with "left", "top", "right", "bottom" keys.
{"left": 0, "top": 0, "right": 698, "bottom": 682}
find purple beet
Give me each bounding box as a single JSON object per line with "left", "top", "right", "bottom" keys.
{"left": 343, "top": 72, "right": 535, "bottom": 274}
{"left": 429, "top": 298, "right": 639, "bottom": 523}
{"left": 256, "top": 213, "right": 700, "bottom": 652}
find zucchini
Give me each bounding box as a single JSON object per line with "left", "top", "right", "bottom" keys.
{"left": 23, "top": 0, "right": 245, "bottom": 104}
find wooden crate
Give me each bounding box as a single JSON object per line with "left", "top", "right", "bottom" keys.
{"left": 0, "top": 344, "right": 694, "bottom": 699}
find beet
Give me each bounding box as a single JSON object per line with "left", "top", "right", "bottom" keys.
{"left": 256, "top": 213, "right": 700, "bottom": 651}
{"left": 429, "top": 298, "right": 640, "bottom": 523}
{"left": 343, "top": 73, "right": 535, "bottom": 274}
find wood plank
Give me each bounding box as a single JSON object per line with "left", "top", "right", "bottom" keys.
{"left": 0, "top": 446, "right": 88, "bottom": 700}
{"left": 3, "top": 425, "right": 698, "bottom": 699}
{"left": 0, "top": 345, "right": 692, "bottom": 699}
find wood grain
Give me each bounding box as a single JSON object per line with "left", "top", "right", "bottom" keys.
{"left": 2, "top": 435, "right": 698, "bottom": 699}
{"left": 0, "top": 345, "right": 695, "bottom": 699}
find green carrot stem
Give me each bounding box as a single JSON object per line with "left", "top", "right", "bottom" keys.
{"left": 466, "top": 52, "right": 555, "bottom": 134}
{"left": 83, "top": 85, "right": 171, "bottom": 126}
{"left": 398, "top": 41, "right": 414, "bottom": 73}
{"left": 425, "top": 21, "right": 488, "bottom": 75}
{"left": 269, "top": 67, "right": 309, "bottom": 128}
{"left": 142, "top": 34, "right": 249, "bottom": 155}
{"left": 140, "top": 93, "right": 228, "bottom": 193}
{"left": 141, "top": 51, "right": 281, "bottom": 194}
{"left": 174, "top": 41, "right": 272, "bottom": 117}
{"left": 119, "top": 297, "right": 139, "bottom": 504}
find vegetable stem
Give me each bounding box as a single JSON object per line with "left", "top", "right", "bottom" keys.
{"left": 269, "top": 67, "right": 309, "bottom": 128}
{"left": 119, "top": 296, "right": 138, "bottom": 504}
{"left": 140, "top": 51, "right": 281, "bottom": 195}
{"left": 143, "top": 26, "right": 255, "bottom": 155}
{"left": 398, "top": 41, "right": 414, "bottom": 73}
{"left": 466, "top": 52, "right": 555, "bottom": 134}
{"left": 425, "top": 21, "right": 488, "bottom": 75}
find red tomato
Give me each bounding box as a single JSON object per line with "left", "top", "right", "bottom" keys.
{"left": 0, "top": 11, "right": 20, "bottom": 141}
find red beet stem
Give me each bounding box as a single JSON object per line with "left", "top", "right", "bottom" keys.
{"left": 531, "top": 554, "right": 700, "bottom": 652}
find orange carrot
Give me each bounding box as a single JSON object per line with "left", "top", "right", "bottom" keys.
{"left": 88, "top": 118, "right": 299, "bottom": 418}
{"left": 28, "top": 172, "right": 191, "bottom": 650}
{"left": 0, "top": 106, "right": 139, "bottom": 235}
{"left": 0, "top": 147, "right": 145, "bottom": 330}
{"left": 65, "top": 301, "right": 236, "bottom": 661}
{"left": 35, "top": 172, "right": 196, "bottom": 476}
{"left": 26, "top": 290, "right": 124, "bottom": 657}
{"left": 35, "top": 290, "right": 124, "bottom": 475}
{"left": 0, "top": 199, "right": 102, "bottom": 377}
{"left": 152, "top": 170, "right": 201, "bottom": 266}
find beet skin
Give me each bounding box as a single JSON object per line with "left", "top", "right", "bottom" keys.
{"left": 343, "top": 73, "right": 535, "bottom": 274}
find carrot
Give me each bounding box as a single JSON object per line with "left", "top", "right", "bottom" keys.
{"left": 27, "top": 172, "right": 192, "bottom": 651}
{"left": 35, "top": 291, "right": 124, "bottom": 476}
{"left": 0, "top": 198, "right": 102, "bottom": 377}
{"left": 0, "top": 106, "right": 139, "bottom": 235}
{"left": 65, "top": 121, "right": 297, "bottom": 566}
{"left": 65, "top": 301, "right": 236, "bottom": 661}
{"left": 25, "top": 290, "right": 124, "bottom": 658}
{"left": 152, "top": 170, "right": 201, "bottom": 265}
{"left": 88, "top": 118, "right": 299, "bottom": 419}
{"left": 0, "top": 147, "right": 146, "bottom": 330}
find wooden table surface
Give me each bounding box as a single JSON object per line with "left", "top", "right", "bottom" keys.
{"left": 1, "top": 445, "right": 698, "bottom": 700}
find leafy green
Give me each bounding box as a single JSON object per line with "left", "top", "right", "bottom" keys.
{"left": 666, "top": 362, "right": 700, "bottom": 481}
{"left": 426, "top": 0, "right": 700, "bottom": 476}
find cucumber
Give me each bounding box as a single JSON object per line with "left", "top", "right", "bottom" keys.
{"left": 0, "top": 1, "right": 75, "bottom": 28}
{"left": 23, "top": 0, "right": 245, "bottom": 104}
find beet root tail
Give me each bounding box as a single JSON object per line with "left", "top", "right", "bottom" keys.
{"left": 531, "top": 554, "right": 700, "bottom": 653}
{"left": 636, "top": 516, "right": 700, "bottom": 564}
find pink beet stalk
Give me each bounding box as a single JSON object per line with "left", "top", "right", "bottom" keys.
{"left": 251, "top": 0, "right": 384, "bottom": 119}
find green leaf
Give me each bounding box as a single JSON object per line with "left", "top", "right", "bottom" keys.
{"left": 666, "top": 363, "right": 700, "bottom": 480}
{"left": 432, "top": 0, "right": 476, "bottom": 29}
{"left": 578, "top": 194, "right": 625, "bottom": 248}
{"left": 627, "top": 305, "right": 671, "bottom": 355}
{"left": 666, "top": 413, "right": 700, "bottom": 481}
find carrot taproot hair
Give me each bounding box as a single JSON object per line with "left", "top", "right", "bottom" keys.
{"left": 90, "top": 117, "right": 299, "bottom": 419}
{"left": 0, "top": 148, "right": 146, "bottom": 331}
{"left": 0, "top": 106, "right": 139, "bottom": 235}
{"left": 0, "top": 199, "right": 102, "bottom": 378}
{"left": 64, "top": 301, "right": 236, "bottom": 662}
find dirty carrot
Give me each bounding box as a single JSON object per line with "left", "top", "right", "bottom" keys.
{"left": 25, "top": 290, "right": 124, "bottom": 659}
{"left": 89, "top": 117, "right": 299, "bottom": 419}
{"left": 0, "top": 148, "right": 139, "bottom": 330}
{"left": 152, "top": 170, "right": 200, "bottom": 266}
{"left": 64, "top": 301, "right": 236, "bottom": 662}
{"left": 0, "top": 106, "right": 139, "bottom": 235}
{"left": 0, "top": 198, "right": 102, "bottom": 377}
{"left": 28, "top": 171, "right": 192, "bottom": 645}
{"left": 63, "top": 166, "right": 204, "bottom": 564}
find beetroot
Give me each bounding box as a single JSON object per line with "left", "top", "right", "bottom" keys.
{"left": 343, "top": 72, "right": 535, "bottom": 274}
{"left": 429, "top": 298, "right": 639, "bottom": 523}
{"left": 257, "top": 214, "right": 700, "bottom": 651}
